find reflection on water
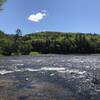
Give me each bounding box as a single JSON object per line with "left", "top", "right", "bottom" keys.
{"left": 0, "top": 54, "right": 100, "bottom": 100}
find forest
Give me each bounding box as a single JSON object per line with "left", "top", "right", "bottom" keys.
{"left": 0, "top": 29, "right": 100, "bottom": 56}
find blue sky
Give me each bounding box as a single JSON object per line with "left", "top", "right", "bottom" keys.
{"left": 0, "top": 0, "right": 100, "bottom": 34}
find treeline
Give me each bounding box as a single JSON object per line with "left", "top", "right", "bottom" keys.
{"left": 0, "top": 29, "right": 100, "bottom": 56}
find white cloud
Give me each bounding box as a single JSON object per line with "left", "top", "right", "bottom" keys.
{"left": 28, "top": 11, "right": 47, "bottom": 22}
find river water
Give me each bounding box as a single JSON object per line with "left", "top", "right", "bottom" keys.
{"left": 0, "top": 54, "right": 100, "bottom": 100}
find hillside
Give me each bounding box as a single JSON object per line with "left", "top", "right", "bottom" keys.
{"left": 0, "top": 30, "right": 100, "bottom": 55}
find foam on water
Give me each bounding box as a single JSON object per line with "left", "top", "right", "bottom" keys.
{"left": 58, "top": 69, "right": 86, "bottom": 75}
{"left": 0, "top": 70, "right": 14, "bottom": 75}
{"left": 25, "top": 68, "right": 41, "bottom": 72}
{"left": 0, "top": 67, "right": 86, "bottom": 76}
{"left": 10, "top": 60, "right": 22, "bottom": 62}
{"left": 41, "top": 67, "right": 65, "bottom": 71}
{"left": 16, "top": 64, "right": 24, "bottom": 66}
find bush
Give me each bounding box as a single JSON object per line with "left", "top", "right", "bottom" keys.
{"left": 29, "top": 52, "right": 41, "bottom": 56}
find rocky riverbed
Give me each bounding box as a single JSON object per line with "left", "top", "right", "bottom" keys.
{"left": 0, "top": 54, "right": 100, "bottom": 100}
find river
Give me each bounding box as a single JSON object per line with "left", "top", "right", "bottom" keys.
{"left": 0, "top": 54, "right": 100, "bottom": 100}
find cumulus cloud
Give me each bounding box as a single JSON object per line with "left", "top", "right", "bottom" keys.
{"left": 28, "top": 11, "right": 47, "bottom": 22}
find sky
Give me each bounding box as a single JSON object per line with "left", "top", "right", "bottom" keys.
{"left": 0, "top": 0, "right": 100, "bottom": 34}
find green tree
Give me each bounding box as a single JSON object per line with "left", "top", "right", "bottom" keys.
{"left": 12, "top": 29, "right": 22, "bottom": 54}
{"left": 16, "top": 28, "right": 22, "bottom": 36}
{"left": 0, "top": 0, "right": 6, "bottom": 10}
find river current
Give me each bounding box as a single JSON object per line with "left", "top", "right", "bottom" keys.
{"left": 0, "top": 54, "right": 100, "bottom": 100}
